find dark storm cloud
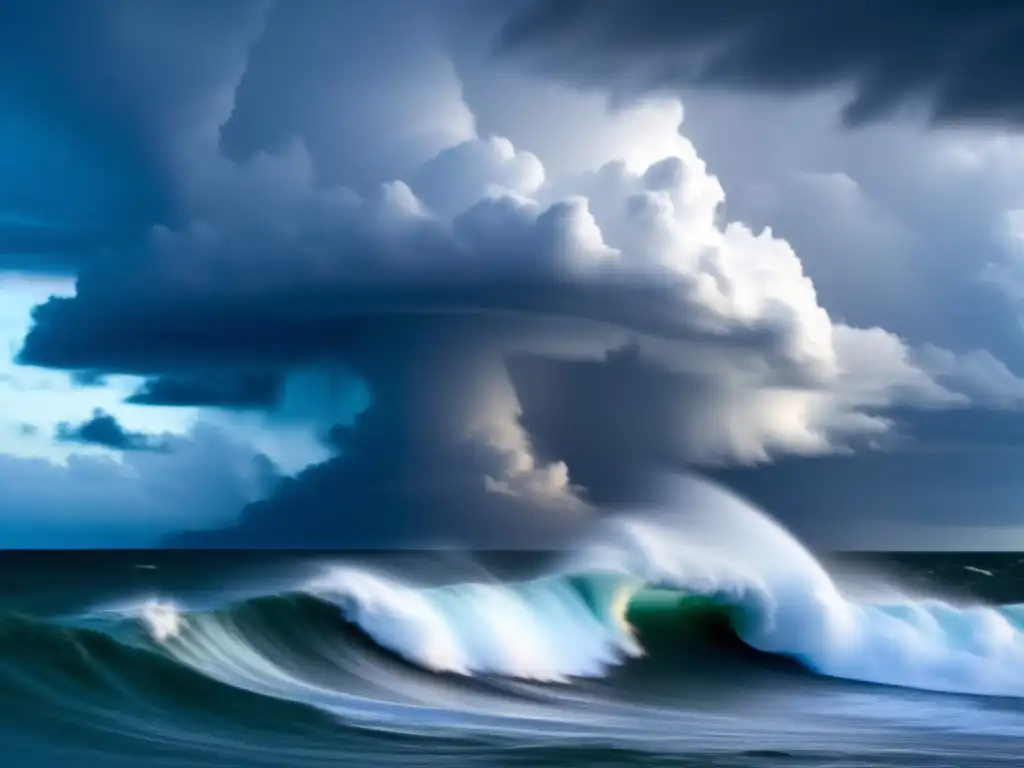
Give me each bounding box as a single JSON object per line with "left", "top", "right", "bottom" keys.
{"left": 511, "top": 355, "right": 1024, "bottom": 545}
{"left": 497, "top": 0, "right": 1024, "bottom": 127}
{"left": 167, "top": 327, "right": 587, "bottom": 548}
{"left": 168, "top": 401, "right": 583, "bottom": 549}
{"left": 0, "top": 1, "right": 183, "bottom": 274}
{"left": 0, "top": 227, "right": 117, "bottom": 274}
{"left": 125, "top": 374, "right": 282, "bottom": 409}
{"left": 508, "top": 348, "right": 1024, "bottom": 548}
{"left": 510, "top": 345, "right": 716, "bottom": 502}
{"left": 7, "top": 0, "right": 1024, "bottom": 549}
{"left": 18, "top": 281, "right": 809, "bottom": 382}
{"left": 70, "top": 370, "right": 108, "bottom": 388}
{"left": 2, "top": 0, "right": 681, "bottom": 546}
{"left": 219, "top": 0, "right": 473, "bottom": 191}
{"left": 55, "top": 409, "right": 167, "bottom": 453}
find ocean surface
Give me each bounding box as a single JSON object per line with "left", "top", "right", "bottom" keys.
{"left": 4, "top": 501, "right": 1024, "bottom": 766}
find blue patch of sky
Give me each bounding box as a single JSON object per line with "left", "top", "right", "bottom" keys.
{"left": 0, "top": 277, "right": 199, "bottom": 461}
{"left": 0, "top": 277, "right": 372, "bottom": 473}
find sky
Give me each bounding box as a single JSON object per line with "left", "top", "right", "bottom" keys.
{"left": 5, "top": 0, "right": 1024, "bottom": 549}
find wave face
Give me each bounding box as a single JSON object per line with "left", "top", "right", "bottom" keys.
{"left": 6, "top": 475, "right": 1024, "bottom": 764}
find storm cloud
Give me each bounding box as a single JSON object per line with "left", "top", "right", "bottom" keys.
{"left": 55, "top": 409, "right": 168, "bottom": 453}
{"left": 125, "top": 374, "right": 282, "bottom": 409}
{"left": 497, "top": 0, "right": 1024, "bottom": 128}
{"left": 4, "top": 1, "right": 1024, "bottom": 547}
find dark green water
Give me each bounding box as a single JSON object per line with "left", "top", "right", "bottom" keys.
{"left": 1, "top": 550, "right": 1024, "bottom": 767}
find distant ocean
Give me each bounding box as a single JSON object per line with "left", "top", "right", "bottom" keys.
{"left": 4, "top": 532, "right": 1024, "bottom": 766}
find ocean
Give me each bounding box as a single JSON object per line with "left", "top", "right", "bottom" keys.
{"left": 3, "top": 513, "right": 1024, "bottom": 767}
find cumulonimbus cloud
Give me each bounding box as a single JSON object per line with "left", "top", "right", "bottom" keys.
{"left": 9, "top": 0, "right": 1024, "bottom": 546}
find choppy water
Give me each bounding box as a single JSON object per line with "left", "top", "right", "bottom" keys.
{"left": 4, "top": 480, "right": 1024, "bottom": 767}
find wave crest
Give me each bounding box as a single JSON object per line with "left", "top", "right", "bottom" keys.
{"left": 305, "top": 568, "right": 642, "bottom": 681}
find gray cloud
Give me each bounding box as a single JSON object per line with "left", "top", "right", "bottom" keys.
{"left": 220, "top": 0, "right": 474, "bottom": 193}
{"left": 497, "top": 0, "right": 1024, "bottom": 128}
{"left": 125, "top": 373, "right": 282, "bottom": 408}
{"left": 55, "top": 409, "right": 168, "bottom": 452}
{"left": 0, "top": 423, "right": 278, "bottom": 547}
{"left": 0, "top": 0, "right": 264, "bottom": 274}
{"left": 6, "top": 0, "right": 1024, "bottom": 547}
{"left": 710, "top": 408, "right": 1024, "bottom": 549}
{"left": 70, "top": 370, "right": 108, "bottom": 387}
{"left": 20, "top": 128, "right": 983, "bottom": 479}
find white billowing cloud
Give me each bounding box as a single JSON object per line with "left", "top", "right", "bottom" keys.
{"left": 915, "top": 344, "right": 1024, "bottom": 409}
{"left": 448, "top": 45, "right": 697, "bottom": 179}
{"left": 662, "top": 90, "right": 1024, "bottom": 367}
{"left": 832, "top": 326, "right": 964, "bottom": 409}
{"left": 414, "top": 136, "right": 545, "bottom": 218}
{"left": 568, "top": 152, "right": 836, "bottom": 374}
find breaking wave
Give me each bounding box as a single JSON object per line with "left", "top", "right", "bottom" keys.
{"left": 4, "top": 475, "right": 1024, "bottom": 753}
{"left": 241, "top": 474, "right": 1024, "bottom": 700}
